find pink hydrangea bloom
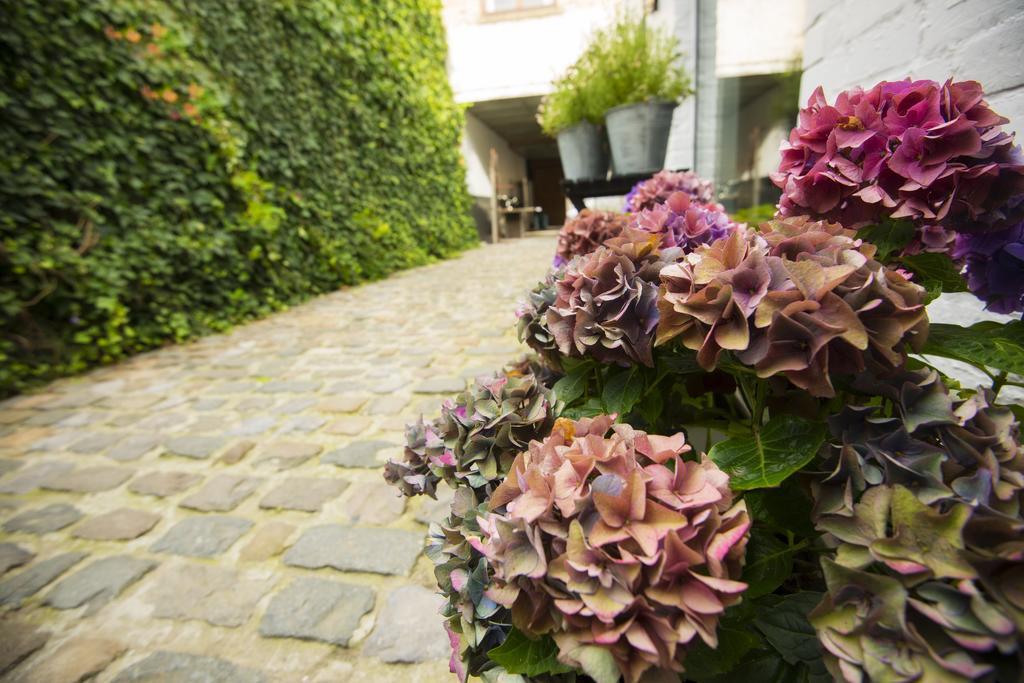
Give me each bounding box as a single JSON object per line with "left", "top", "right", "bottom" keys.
{"left": 772, "top": 79, "right": 1024, "bottom": 233}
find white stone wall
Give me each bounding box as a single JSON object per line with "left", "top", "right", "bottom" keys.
{"left": 800, "top": 0, "right": 1024, "bottom": 136}
{"left": 800, "top": 0, "right": 1024, "bottom": 393}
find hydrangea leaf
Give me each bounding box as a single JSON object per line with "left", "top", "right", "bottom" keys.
{"left": 921, "top": 320, "right": 1024, "bottom": 377}
{"left": 708, "top": 415, "right": 827, "bottom": 490}
{"left": 602, "top": 366, "right": 644, "bottom": 415}
{"left": 898, "top": 253, "right": 967, "bottom": 295}
{"left": 552, "top": 362, "right": 591, "bottom": 406}
{"left": 487, "top": 629, "right": 573, "bottom": 677}
{"left": 682, "top": 621, "right": 764, "bottom": 680}
{"left": 856, "top": 218, "right": 916, "bottom": 262}
{"left": 741, "top": 530, "right": 795, "bottom": 599}
{"left": 753, "top": 592, "right": 830, "bottom": 680}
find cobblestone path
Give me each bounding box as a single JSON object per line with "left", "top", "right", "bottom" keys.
{"left": 0, "top": 233, "right": 557, "bottom": 682}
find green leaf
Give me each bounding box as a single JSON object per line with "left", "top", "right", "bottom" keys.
{"left": 602, "top": 366, "right": 644, "bottom": 415}
{"left": 487, "top": 629, "right": 574, "bottom": 677}
{"left": 753, "top": 592, "right": 829, "bottom": 679}
{"left": 708, "top": 415, "right": 827, "bottom": 490}
{"left": 743, "top": 482, "right": 817, "bottom": 537}
{"left": 683, "top": 622, "right": 763, "bottom": 680}
{"left": 552, "top": 363, "right": 590, "bottom": 406}
{"left": 856, "top": 218, "right": 916, "bottom": 262}
{"left": 922, "top": 321, "right": 1024, "bottom": 377}
{"left": 741, "top": 530, "right": 795, "bottom": 599}
{"left": 898, "top": 253, "right": 967, "bottom": 295}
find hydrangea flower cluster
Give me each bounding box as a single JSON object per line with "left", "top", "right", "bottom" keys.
{"left": 656, "top": 217, "right": 929, "bottom": 397}
{"left": 952, "top": 221, "right": 1024, "bottom": 314}
{"left": 474, "top": 416, "right": 750, "bottom": 683}
{"left": 554, "top": 210, "right": 631, "bottom": 267}
{"left": 812, "top": 370, "right": 1024, "bottom": 681}
{"left": 625, "top": 170, "right": 716, "bottom": 213}
{"left": 384, "top": 359, "right": 558, "bottom": 681}
{"left": 516, "top": 270, "right": 563, "bottom": 368}
{"left": 385, "top": 359, "right": 556, "bottom": 499}
{"left": 772, "top": 79, "right": 1024, "bottom": 233}
{"left": 548, "top": 229, "right": 681, "bottom": 367}
{"left": 633, "top": 191, "right": 738, "bottom": 252}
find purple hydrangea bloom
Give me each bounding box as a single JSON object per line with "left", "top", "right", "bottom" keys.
{"left": 633, "top": 191, "right": 738, "bottom": 252}
{"left": 625, "top": 170, "right": 716, "bottom": 212}
{"left": 953, "top": 222, "right": 1024, "bottom": 313}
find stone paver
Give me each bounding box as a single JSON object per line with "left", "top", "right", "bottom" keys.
{"left": 3, "top": 504, "right": 82, "bottom": 534}
{"left": 0, "top": 543, "right": 35, "bottom": 575}
{"left": 72, "top": 508, "right": 161, "bottom": 541}
{"left": 128, "top": 471, "right": 202, "bottom": 497}
{"left": 142, "top": 563, "right": 274, "bottom": 627}
{"left": 179, "top": 474, "right": 263, "bottom": 512}
{"left": 259, "top": 477, "right": 349, "bottom": 512}
{"left": 163, "top": 435, "right": 224, "bottom": 459}
{"left": 284, "top": 525, "right": 423, "bottom": 575}
{"left": 253, "top": 440, "right": 322, "bottom": 470}
{"left": 10, "top": 636, "right": 125, "bottom": 683}
{"left": 0, "top": 619, "right": 50, "bottom": 676}
{"left": 111, "top": 651, "right": 267, "bottom": 683}
{"left": 151, "top": 515, "right": 253, "bottom": 557}
{"left": 0, "top": 553, "right": 88, "bottom": 607}
{"left": 322, "top": 439, "right": 394, "bottom": 468}
{"left": 364, "top": 585, "right": 449, "bottom": 662}
{"left": 340, "top": 481, "right": 406, "bottom": 525}
{"left": 259, "top": 577, "right": 374, "bottom": 646}
{"left": 45, "top": 556, "right": 156, "bottom": 614}
{"left": 0, "top": 235, "right": 555, "bottom": 680}
{"left": 43, "top": 465, "right": 134, "bottom": 493}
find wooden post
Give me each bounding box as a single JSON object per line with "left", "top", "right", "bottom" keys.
{"left": 489, "top": 148, "right": 499, "bottom": 244}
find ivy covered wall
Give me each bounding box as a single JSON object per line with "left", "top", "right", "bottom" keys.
{"left": 0, "top": 0, "right": 477, "bottom": 395}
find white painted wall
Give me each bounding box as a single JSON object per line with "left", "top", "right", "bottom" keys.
{"left": 801, "top": 0, "right": 1024, "bottom": 136}
{"left": 462, "top": 112, "right": 527, "bottom": 199}
{"left": 444, "top": 0, "right": 642, "bottom": 104}
{"left": 716, "top": 0, "right": 805, "bottom": 78}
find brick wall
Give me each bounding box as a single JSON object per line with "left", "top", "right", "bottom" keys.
{"left": 801, "top": 0, "right": 1024, "bottom": 135}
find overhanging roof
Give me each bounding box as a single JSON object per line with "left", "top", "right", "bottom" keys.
{"left": 468, "top": 95, "right": 559, "bottom": 160}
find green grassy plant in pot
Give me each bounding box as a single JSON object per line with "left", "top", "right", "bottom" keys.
{"left": 539, "top": 60, "right": 608, "bottom": 181}
{"left": 592, "top": 13, "right": 692, "bottom": 175}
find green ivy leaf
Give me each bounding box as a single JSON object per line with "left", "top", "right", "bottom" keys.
{"left": 741, "top": 530, "right": 795, "bottom": 599}
{"left": 922, "top": 321, "right": 1024, "bottom": 377}
{"left": 487, "top": 629, "right": 574, "bottom": 677}
{"left": 602, "top": 366, "right": 644, "bottom": 415}
{"left": 856, "top": 218, "right": 916, "bottom": 262}
{"left": 708, "top": 415, "right": 826, "bottom": 490}
{"left": 753, "top": 592, "right": 830, "bottom": 681}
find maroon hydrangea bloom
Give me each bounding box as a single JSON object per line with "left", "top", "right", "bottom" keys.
{"left": 772, "top": 79, "right": 1024, "bottom": 234}
{"left": 656, "top": 218, "right": 929, "bottom": 397}
{"left": 633, "top": 191, "right": 739, "bottom": 252}
{"left": 554, "top": 210, "right": 631, "bottom": 267}
{"left": 547, "top": 230, "right": 679, "bottom": 367}
{"left": 625, "top": 170, "right": 716, "bottom": 212}
{"left": 953, "top": 221, "right": 1024, "bottom": 313}
{"left": 474, "top": 416, "right": 750, "bottom": 683}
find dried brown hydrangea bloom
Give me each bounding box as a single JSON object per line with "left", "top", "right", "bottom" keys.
{"left": 656, "top": 217, "right": 929, "bottom": 396}
{"left": 473, "top": 416, "right": 750, "bottom": 683}
{"left": 554, "top": 209, "right": 631, "bottom": 266}
{"left": 547, "top": 229, "right": 679, "bottom": 367}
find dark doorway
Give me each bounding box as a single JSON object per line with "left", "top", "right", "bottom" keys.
{"left": 529, "top": 157, "right": 566, "bottom": 227}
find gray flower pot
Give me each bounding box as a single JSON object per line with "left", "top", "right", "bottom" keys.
{"left": 605, "top": 100, "right": 676, "bottom": 175}
{"left": 556, "top": 121, "right": 608, "bottom": 181}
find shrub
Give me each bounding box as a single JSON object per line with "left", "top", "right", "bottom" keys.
{"left": 0, "top": 0, "right": 477, "bottom": 395}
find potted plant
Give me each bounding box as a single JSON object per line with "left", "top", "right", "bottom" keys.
{"left": 538, "top": 59, "right": 608, "bottom": 182}
{"left": 590, "top": 14, "right": 693, "bottom": 175}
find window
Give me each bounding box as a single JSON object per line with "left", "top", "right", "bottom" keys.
{"left": 482, "top": 0, "right": 555, "bottom": 16}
